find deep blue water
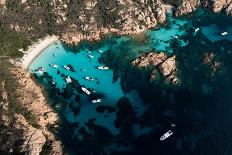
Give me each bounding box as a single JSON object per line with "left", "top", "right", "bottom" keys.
{"left": 29, "top": 9, "right": 232, "bottom": 155}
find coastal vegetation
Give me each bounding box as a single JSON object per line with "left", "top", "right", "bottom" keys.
{"left": 0, "top": 25, "right": 31, "bottom": 58}
{"left": 162, "top": 0, "right": 183, "bottom": 7}
{"left": 0, "top": 58, "right": 41, "bottom": 153}
{"left": 0, "top": 0, "right": 232, "bottom": 154}
{"left": 0, "top": 58, "right": 40, "bottom": 128}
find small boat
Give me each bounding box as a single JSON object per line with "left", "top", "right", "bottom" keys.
{"left": 194, "top": 28, "right": 200, "bottom": 32}
{"left": 36, "top": 67, "right": 45, "bottom": 74}
{"left": 173, "top": 35, "right": 179, "bottom": 39}
{"left": 97, "top": 66, "right": 109, "bottom": 70}
{"left": 98, "top": 50, "right": 103, "bottom": 53}
{"left": 52, "top": 81, "right": 56, "bottom": 85}
{"left": 63, "top": 65, "right": 70, "bottom": 70}
{"left": 84, "top": 76, "right": 94, "bottom": 81}
{"left": 88, "top": 54, "right": 94, "bottom": 59}
{"left": 66, "top": 76, "right": 72, "bottom": 83}
{"left": 160, "top": 130, "right": 173, "bottom": 141}
{"left": 81, "top": 87, "right": 91, "bottom": 95}
{"left": 171, "top": 123, "right": 176, "bottom": 127}
{"left": 50, "top": 64, "right": 58, "bottom": 68}
{"left": 221, "top": 32, "right": 228, "bottom": 36}
{"left": 92, "top": 99, "right": 102, "bottom": 103}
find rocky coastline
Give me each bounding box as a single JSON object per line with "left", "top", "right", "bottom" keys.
{"left": 0, "top": 59, "right": 63, "bottom": 155}
{"left": 60, "top": 0, "right": 232, "bottom": 46}
{"left": 0, "top": 0, "right": 231, "bottom": 154}
{"left": 60, "top": 0, "right": 167, "bottom": 46}
{"left": 174, "top": 0, "right": 232, "bottom": 16}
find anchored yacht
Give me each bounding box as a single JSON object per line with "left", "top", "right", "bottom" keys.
{"left": 97, "top": 66, "right": 109, "bottom": 70}
{"left": 92, "top": 99, "right": 102, "bottom": 103}
{"left": 98, "top": 50, "right": 103, "bottom": 53}
{"left": 195, "top": 27, "right": 200, "bottom": 32}
{"left": 173, "top": 35, "right": 179, "bottom": 39}
{"left": 50, "top": 64, "right": 58, "bottom": 68}
{"left": 221, "top": 32, "right": 228, "bottom": 36}
{"left": 66, "top": 76, "right": 72, "bottom": 83}
{"left": 171, "top": 123, "right": 176, "bottom": 127}
{"left": 81, "top": 87, "right": 91, "bottom": 95}
{"left": 63, "top": 65, "right": 70, "bottom": 70}
{"left": 36, "top": 67, "right": 45, "bottom": 74}
{"left": 160, "top": 130, "right": 173, "bottom": 141}
{"left": 84, "top": 76, "right": 95, "bottom": 81}
{"left": 88, "top": 54, "right": 94, "bottom": 59}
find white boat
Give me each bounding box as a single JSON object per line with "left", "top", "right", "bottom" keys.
{"left": 98, "top": 50, "right": 103, "bottom": 53}
{"left": 92, "top": 99, "right": 102, "bottom": 103}
{"left": 171, "top": 123, "right": 176, "bottom": 127}
{"left": 36, "top": 67, "right": 45, "bottom": 74}
{"left": 221, "top": 32, "right": 228, "bottom": 36}
{"left": 81, "top": 87, "right": 91, "bottom": 95}
{"left": 88, "top": 55, "right": 94, "bottom": 59}
{"left": 97, "top": 66, "right": 109, "bottom": 70}
{"left": 195, "top": 28, "right": 200, "bottom": 32}
{"left": 63, "top": 65, "right": 70, "bottom": 70}
{"left": 173, "top": 35, "right": 179, "bottom": 39}
{"left": 84, "top": 76, "right": 94, "bottom": 81}
{"left": 50, "top": 64, "right": 58, "bottom": 68}
{"left": 52, "top": 81, "right": 56, "bottom": 85}
{"left": 160, "top": 130, "right": 173, "bottom": 141}
{"left": 66, "top": 76, "right": 72, "bottom": 83}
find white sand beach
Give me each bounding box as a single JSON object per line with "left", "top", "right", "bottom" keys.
{"left": 20, "top": 35, "right": 59, "bottom": 69}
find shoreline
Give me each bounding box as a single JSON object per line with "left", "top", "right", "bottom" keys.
{"left": 20, "top": 35, "right": 59, "bottom": 69}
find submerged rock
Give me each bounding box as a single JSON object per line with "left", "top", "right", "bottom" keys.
{"left": 114, "top": 96, "right": 137, "bottom": 128}
{"left": 202, "top": 52, "right": 223, "bottom": 78}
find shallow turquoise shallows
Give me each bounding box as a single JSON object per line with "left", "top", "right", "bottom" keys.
{"left": 29, "top": 41, "right": 148, "bottom": 136}
{"left": 28, "top": 11, "right": 195, "bottom": 138}
{"left": 29, "top": 11, "right": 232, "bottom": 154}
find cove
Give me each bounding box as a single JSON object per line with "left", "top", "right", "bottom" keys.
{"left": 29, "top": 9, "right": 232, "bottom": 155}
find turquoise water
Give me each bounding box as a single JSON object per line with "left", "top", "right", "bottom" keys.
{"left": 147, "top": 13, "right": 190, "bottom": 53}
{"left": 201, "top": 24, "right": 232, "bottom": 42}
{"left": 29, "top": 12, "right": 191, "bottom": 137}
{"left": 29, "top": 9, "right": 232, "bottom": 155}
{"left": 29, "top": 42, "right": 146, "bottom": 135}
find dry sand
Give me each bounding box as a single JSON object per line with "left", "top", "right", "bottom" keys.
{"left": 20, "top": 35, "right": 59, "bottom": 69}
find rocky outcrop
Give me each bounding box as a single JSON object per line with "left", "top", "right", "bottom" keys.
{"left": 212, "top": 0, "right": 232, "bottom": 15}
{"left": 60, "top": 0, "right": 166, "bottom": 45}
{"left": 132, "top": 52, "right": 180, "bottom": 85}
{"left": 174, "top": 0, "right": 201, "bottom": 16}
{"left": 10, "top": 68, "right": 63, "bottom": 155}
{"left": 0, "top": 0, "right": 5, "bottom": 6}
{"left": 0, "top": 60, "right": 63, "bottom": 155}
{"left": 174, "top": 0, "right": 232, "bottom": 16}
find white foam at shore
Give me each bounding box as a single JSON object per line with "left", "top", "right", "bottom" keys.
{"left": 20, "top": 35, "right": 59, "bottom": 69}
